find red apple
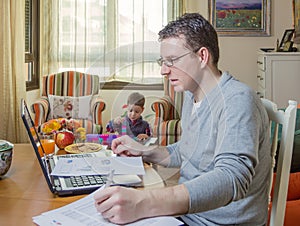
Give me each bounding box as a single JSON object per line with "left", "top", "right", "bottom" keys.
{"left": 55, "top": 131, "right": 75, "bottom": 149}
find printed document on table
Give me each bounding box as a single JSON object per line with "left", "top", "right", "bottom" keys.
{"left": 51, "top": 156, "right": 145, "bottom": 176}
{"left": 32, "top": 185, "right": 183, "bottom": 226}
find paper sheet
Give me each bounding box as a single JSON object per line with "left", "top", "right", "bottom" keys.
{"left": 51, "top": 156, "right": 145, "bottom": 176}
{"left": 32, "top": 185, "right": 183, "bottom": 226}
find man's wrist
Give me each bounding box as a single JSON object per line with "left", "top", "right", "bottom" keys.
{"left": 142, "top": 145, "right": 171, "bottom": 166}
{"left": 142, "top": 145, "right": 158, "bottom": 162}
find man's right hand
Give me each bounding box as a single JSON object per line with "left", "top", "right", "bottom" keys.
{"left": 111, "top": 135, "right": 145, "bottom": 157}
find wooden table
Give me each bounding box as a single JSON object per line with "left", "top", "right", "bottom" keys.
{"left": 0, "top": 144, "right": 178, "bottom": 225}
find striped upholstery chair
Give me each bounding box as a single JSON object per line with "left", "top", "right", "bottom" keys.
{"left": 31, "top": 71, "right": 106, "bottom": 134}
{"left": 151, "top": 77, "right": 183, "bottom": 145}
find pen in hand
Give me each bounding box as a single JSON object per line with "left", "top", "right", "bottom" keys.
{"left": 105, "top": 169, "right": 115, "bottom": 188}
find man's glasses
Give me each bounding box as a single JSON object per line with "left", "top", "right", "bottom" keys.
{"left": 156, "top": 52, "right": 192, "bottom": 67}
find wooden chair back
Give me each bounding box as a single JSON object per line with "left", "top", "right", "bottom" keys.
{"left": 261, "top": 98, "right": 297, "bottom": 226}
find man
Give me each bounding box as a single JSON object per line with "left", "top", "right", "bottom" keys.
{"left": 94, "top": 13, "right": 271, "bottom": 225}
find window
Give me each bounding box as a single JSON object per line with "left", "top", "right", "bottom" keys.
{"left": 25, "top": 0, "right": 39, "bottom": 91}
{"left": 41, "top": 0, "right": 183, "bottom": 89}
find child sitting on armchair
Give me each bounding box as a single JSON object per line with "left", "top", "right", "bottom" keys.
{"left": 106, "top": 92, "right": 151, "bottom": 141}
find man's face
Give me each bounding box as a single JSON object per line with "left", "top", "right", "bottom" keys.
{"left": 127, "top": 104, "right": 144, "bottom": 121}
{"left": 159, "top": 37, "right": 202, "bottom": 93}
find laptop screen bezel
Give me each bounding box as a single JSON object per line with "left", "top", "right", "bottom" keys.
{"left": 20, "top": 98, "right": 56, "bottom": 194}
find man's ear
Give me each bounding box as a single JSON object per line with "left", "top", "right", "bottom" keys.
{"left": 196, "top": 47, "right": 209, "bottom": 64}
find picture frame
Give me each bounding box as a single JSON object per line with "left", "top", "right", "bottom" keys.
{"left": 293, "top": 0, "right": 300, "bottom": 44}
{"left": 278, "top": 29, "right": 295, "bottom": 51}
{"left": 209, "top": 0, "right": 271, "bottom": 36}
{"left": 282, "top": 41, "right": 294, "bottom": 52}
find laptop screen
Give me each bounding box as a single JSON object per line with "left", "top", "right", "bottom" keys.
{"left": 20, "top": 99, "right": 48, "bottom": 156}
{"left": 20, "top": 99, "right": 109, "bottom": 196}
{"left": 20, "top": 98, "right": 55, "bottom": 193}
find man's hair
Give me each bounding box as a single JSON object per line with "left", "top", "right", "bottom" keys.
{"left": 127, "top": 92, "right": 145, "bottom": 107}
{"left": 158, "top": 13, "right": 219, "bottom": 66}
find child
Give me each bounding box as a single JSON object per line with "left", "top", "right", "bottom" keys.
{"left": 106, "top": 92, "right": 151, "bottom": 140}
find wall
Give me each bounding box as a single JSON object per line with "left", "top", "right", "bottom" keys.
{"left": 27, "top": 0, "right": 296, "bottom": 127}
{"left": 186, "top": 0, "right": 295, "bottom": 89}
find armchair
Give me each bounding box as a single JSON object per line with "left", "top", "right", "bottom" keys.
{"left": 151, "top": 77, "right": 183, "bottom": 145}
{"left": 31, "top": 71, "right": 106, "bottom": 134}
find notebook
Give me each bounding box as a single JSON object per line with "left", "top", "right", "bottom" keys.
{"left": 20, "top": 99, "right": 107, "bottom": 196}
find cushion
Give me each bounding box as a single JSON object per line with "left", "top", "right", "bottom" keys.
{"left": 48, "top": 95, "right": 93, "bottom": 121}
{"left": 285, "top": 199, "right": 300, "bottom": 226}
{"left": 287, "top": 172, "right": 300, "bottom": 201}
{"left": 268, "top": 199, "right": 300, "bottom": 226}
{"left": 270, "top": 172, "right": 300, "bottom": 201}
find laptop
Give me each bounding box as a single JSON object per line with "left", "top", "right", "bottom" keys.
{"left": 20, "top": 99, "right": 106, "bottom": 196}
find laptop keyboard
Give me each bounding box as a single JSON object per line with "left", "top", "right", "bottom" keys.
{"left": 64, "top": 175, "right": 105, "bottom": 188}
{"left": 57, "top": 154, "right": 106, "bottom": 188}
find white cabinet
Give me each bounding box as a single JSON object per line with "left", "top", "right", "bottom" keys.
{"left": 257, "top": 51, "right": 300, "bottom": 108}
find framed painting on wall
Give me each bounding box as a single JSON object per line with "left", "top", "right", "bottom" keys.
{"left": 294, "top": 0, "right": 300, "bottom": 44}
{"left": 209, "top": 0, "right": 271, "bottom": 36}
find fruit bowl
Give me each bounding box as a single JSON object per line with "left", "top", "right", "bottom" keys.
{"left": 0, "top": 140, "right": 13, "bottom": 177}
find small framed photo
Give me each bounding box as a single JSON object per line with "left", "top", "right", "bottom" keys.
{"left": 279, "top": 29, "right": 295, "bottom": 50}
{"left": 283, "top": 41, "right": 294, "bottom": 52}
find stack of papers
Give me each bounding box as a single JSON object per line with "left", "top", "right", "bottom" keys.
{"left": 51, "top": 156, "right": 145, "bottom": 176}
{"left": 33, "top": 185, "right": 183, "bottom": 226}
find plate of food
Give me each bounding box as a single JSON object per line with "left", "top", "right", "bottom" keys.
{"left": 64, "top": 142, "right": 103, "bottom": 154}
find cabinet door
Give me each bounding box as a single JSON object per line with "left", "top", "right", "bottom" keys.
{"left": 270, "top": 59, "right": 300, "bottom": 108}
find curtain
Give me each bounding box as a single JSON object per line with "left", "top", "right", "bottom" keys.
{"left": 0, "top": 0, "right": 28, "bottom": 143}
{"left": 41, "top": 0, "right": 184, "bottom": 84}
